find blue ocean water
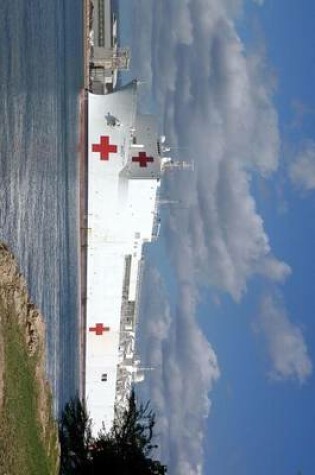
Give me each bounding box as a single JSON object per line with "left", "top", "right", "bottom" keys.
{"left": 0, "top": 0, "right": 83, "bottom": 413}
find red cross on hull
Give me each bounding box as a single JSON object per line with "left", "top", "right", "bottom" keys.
{"left": 89, "top": 323, "right": 110, "bottom": 336}
{"left": 132, "top": 151, "right": 154, "bottom": 168}
{"left": 92, "top": 136, "right": 117, "bottom": 161}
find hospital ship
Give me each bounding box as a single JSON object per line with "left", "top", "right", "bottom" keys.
{"left": 82, "top": 0, "right": 177, "bottom": 435}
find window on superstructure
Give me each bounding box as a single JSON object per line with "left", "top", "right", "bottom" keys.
{"left": 101, "top": 373, "right": 108, "bottom": 382}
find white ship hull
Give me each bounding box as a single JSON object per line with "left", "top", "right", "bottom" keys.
{"left": 85, "top": 82, "right": 161, "bottom": 435}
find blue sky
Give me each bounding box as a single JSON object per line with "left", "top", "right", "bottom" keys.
{"left": 120, "top": 1, "right": 315, "bottom": 473}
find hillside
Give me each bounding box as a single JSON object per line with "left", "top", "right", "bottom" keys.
{"left": 0, "top": 243, "right": 59, "bottom": 475}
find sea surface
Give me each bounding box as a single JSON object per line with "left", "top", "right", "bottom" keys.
{"left": 0, "top": 0, "right": 83, "bottom": 414}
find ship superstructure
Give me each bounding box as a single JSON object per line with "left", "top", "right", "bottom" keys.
{"left": 89, "top": 0, "right": 130, "bottom": 93}
{"left": 85, "top": 81, "right": 165, "bottom": 435}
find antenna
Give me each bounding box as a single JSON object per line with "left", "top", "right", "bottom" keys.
{"left": 158, "top": 199, "right": 181, "bottom": 205}
{"left": 161, "top": 158, "right": 195, "bottom": 172}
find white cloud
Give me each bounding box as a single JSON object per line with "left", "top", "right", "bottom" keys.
{"left": 289, "top": 140, "right": 315, "bottom": 191}
{"left": 140, "top": 268, "right": 220, "bottom": 475}
{"left": 132, "top": 0, "right": 286, "bottom": 302}
{"left": 131, "top": 0, "right": 291, "bottom": 472}
{"left": 258, "top": 256, "right": 291, "bottom": 283}
{"left": 258, "top": 293, "right": 312, "bottom": 383}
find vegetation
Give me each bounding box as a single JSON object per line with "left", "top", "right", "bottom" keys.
{"left": 59, "top": 390, "right": 167, "bottom": 474}
{"left": 0, "top": 300, "right": 59, "bottom": 475}
{"left": 59, "top": 397, "right": 92, "bottom": 473}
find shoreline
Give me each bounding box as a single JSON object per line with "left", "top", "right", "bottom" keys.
{"left": 78, "top": 0, "right": 90, "bottom": 400}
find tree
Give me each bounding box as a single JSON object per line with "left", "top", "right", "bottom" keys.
{"left": 59, "top": 390, "right": 167, "bottom": 475}
{"left": 92, "top": 389, "right": 167, "bottom": 474}
{"left": 59, "top": 397, "right": 92, "bottom": 474}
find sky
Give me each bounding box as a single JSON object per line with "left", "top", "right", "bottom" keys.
{"left": 119, "top": 1, "right": 315, "bottom": 474}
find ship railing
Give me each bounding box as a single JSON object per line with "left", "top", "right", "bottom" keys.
{"left": 132, "top": 256, "right": 145, "bottom": 327}
{"left": 151, "top": 187, "right": 161, "bottom": 241}
{"left": 152, "top": 219, "right": 161, "bottom": 241}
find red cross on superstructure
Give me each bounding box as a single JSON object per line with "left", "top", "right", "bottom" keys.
{"left": 92, "top": 135, "right": 117, "bottom": 161}
{"left": 132, "top": 151, "right": 154, "bottom": 168}
{"left": 89, "top": 323, "right": 110, "bottom": 336}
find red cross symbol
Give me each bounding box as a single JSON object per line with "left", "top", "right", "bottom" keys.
{"left": 92, "top": 136, "right": 117, "bottom": 161}
{"left": 132, "top": 152, "right": 154, "bottom": 168}
{"left": 89, "top": 323, "right": 110, "bottom": 336}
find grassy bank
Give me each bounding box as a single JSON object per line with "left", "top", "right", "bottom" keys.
{"left": 0, "top": 301, "right": 59, "bottom": 475}
{"left": 0, "top": 246, "right": 59, "bottom": 475}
